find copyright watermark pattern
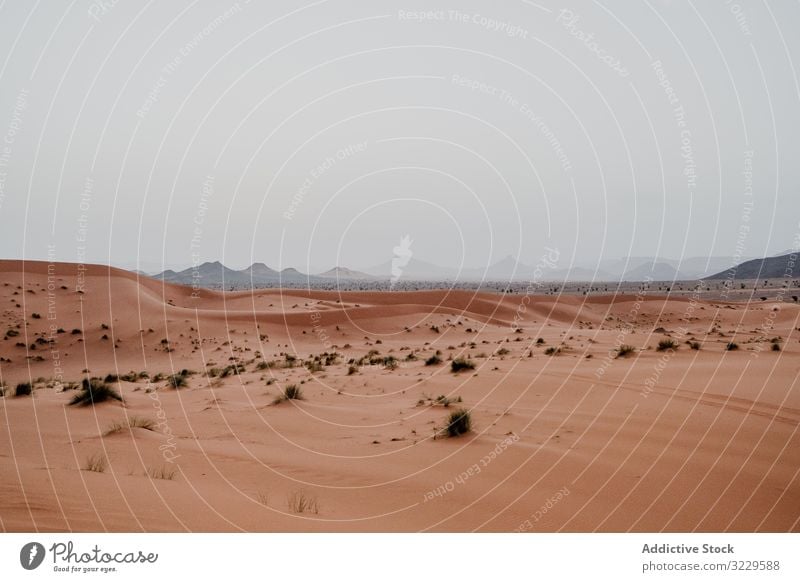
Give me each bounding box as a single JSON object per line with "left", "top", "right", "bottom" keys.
{"left": 0, "top": 0, "right": 797, "bottom": 543}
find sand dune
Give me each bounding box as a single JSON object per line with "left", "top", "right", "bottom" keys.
{"left": 0, "top": 260, "right": 798, "bottom": 532}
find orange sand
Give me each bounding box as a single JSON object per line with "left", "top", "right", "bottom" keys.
{"left": 0, "top": 260, "right": 798, "bottom": 532}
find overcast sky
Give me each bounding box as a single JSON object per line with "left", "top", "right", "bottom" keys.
{"left": 0, "top": 0, "right": 798, "bottom": 274}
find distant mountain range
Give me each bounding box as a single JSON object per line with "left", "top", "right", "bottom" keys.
{"left": 705, "top": 252, "right": 798, "bottom": 280}
{"left": 595, "top": 256, "right": 757, "bottom": 281}
{"left": 151, "top": 252, "right": 798, "bottom": 288}
{"left": 363, "top": 254, "right": 755, "bottom": 282}
{"left": 317, "top": 266, "right": 375, "bottom": 280}
{"left": 155, "top": 261, "right": 323, "bottom": 287}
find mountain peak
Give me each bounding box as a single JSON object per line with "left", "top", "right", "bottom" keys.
{"left": 317, "top": 266, "right": 374, "bottom": 280}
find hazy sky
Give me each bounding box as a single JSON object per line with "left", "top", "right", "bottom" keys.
{"left": 0, "top": 0, "right": 798, "bottom": 274}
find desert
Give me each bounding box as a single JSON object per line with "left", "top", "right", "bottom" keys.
{"left": 1, "top": 259, "right": 797, "bottom": 532}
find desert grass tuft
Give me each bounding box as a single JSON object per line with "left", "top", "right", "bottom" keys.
{"left": 286, "top": 490, "right": 319, "bottom": 514}
{"left": 83, "top": 452, "right": 107, "bottom": 473}
{"left": 615, "top": 345, "right": 635, "bottom": 358}
{"left": 656, "top": 339, "right": 678, "bottom": 352}
{"left": 167, "top": 373, "right": 187, "bottom": 388}
{"left": 103, "top": 416, "right": 156, "bottom": 435}
{"left": 442, "top": 408, "right": 472, "bottom": 437}
{"left": 305, "top": 360, "right": 324, "bottom": 373}
{"left": 167, "top": 369, "right": 193, "bottom": 388}
{"left": 273, "top": 384, "right": 303, "bottom": 404}
{"left": 69, "top": 378, "right": 122, "bottom": 406}
{"left": 147, "top": 465, "right": 176, "bottom": 480}
{"left": 425, "top": 354, "right": 442, "bottom": 366}
{"left": 450, "top": 357, "right": 475, "bottom": 373}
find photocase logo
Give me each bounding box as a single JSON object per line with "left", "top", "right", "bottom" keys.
{"left": 19, "top": 542, "right": 45, "bottom": 570}
{"left": 390, "top": 235, "right": 413, "bottom": 289}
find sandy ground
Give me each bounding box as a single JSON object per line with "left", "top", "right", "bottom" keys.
{"left": 0, "top": 260, "right": 798, "bottom": 532}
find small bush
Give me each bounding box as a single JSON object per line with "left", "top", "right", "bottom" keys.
{"left": 287, "top": 491, "right": 319, "bottom": 514}
{"left": 689, "top": 341, "right": 701, "bottom": 350}
{"left": 347, "top": 365, "right": 358, "bottom": 375}
{"left": 616, "top": 345, "right": 635, "bottom": 358}
{"left": 771, "top": 342, "right": 781, "bottom": 352}
{"left": 443, "top": 408, "right": 472, "bottom": 437}
{"left": 274, "top": 384, "right": 303, "bottom": 404}
{"left": 496, "top": 347, "right": 510, "bottom": 356}
{"left": 726, "top": 342, "right": 739, "bottom": 351}
{"left": 305, "top": 360, "right": 324, "bottom": 373}
{"left": 656, "top": 339, "right": 678, "bottom": 352}
{"left": 544, "top": 346, "right": 560, "bottom": 356}
{"left": 425, "top": 354, "right": 442, "bottom": 366}
{"left": 219, "top": 364, "right": 245, "bottom": 377}
{"left": 450, "top": 357, "right": 475, "bottom": 373}
{"left": 286, "top": 384, "right": 302, "bottom": 399}
{"left": 167, "top": 372, "right": 187, "bottom": 389}
{"left": 14, "top": 382, "right": 32, "bottom": 397}
{"left": 123, "top": 371, "right": 147, "bottom": 382}
{"left": 69, "top": 378, "right": 123, "bottom": 406}
{"left": 83, "top": 453, "right": 107, "bottom": 473}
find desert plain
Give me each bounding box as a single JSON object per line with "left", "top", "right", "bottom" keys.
{"left": 0, "top": 260, "right": 798, "bottom": 532}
